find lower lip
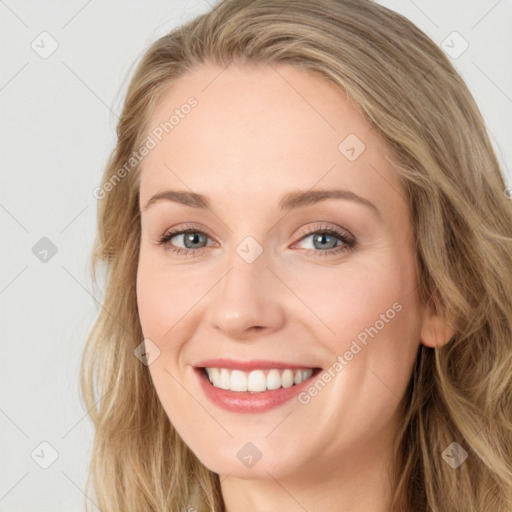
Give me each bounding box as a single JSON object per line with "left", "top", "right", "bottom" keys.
{"left": 194, "top": 367, "right": 320, "bottom": 413}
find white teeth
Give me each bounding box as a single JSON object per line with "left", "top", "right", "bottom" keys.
{"left": 204, "top": 367, "right": 315, "bottom": 393}
{"left": 281, "top": 369, "right": 294, "bottom": 388}
{"left": 230, "top": 370, "right": 247, "bottom": 391}
{"left": 247, "top": 370, "right": 267, "bottom": 392}
{"left": 219, "top": 368, "right": 230, "bottom": 390}
{"left": 266, "top": 369, "right": 281, "bottom": 390}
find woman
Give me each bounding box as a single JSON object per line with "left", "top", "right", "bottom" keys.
{"left": 81, "top": 0, "right": 512, "bottom": 510}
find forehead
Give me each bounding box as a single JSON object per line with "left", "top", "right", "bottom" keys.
{"left": 138, "top": 62, "right": 403, "bottom": 213}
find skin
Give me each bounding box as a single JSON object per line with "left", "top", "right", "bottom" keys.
{"left": 136, "top": 61, "right": 454, "bottom": 512}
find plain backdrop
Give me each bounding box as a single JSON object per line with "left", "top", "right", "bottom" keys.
{"left": 1, "top": 1, "right": 511, "bottom": 510}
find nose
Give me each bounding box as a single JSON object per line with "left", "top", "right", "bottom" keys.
{"left": 204, "top": 245, "right": 286, "bottom": 341}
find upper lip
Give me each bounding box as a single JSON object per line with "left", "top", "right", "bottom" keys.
{"left": 194, "top": 358, "right": 321, "bottom": 371}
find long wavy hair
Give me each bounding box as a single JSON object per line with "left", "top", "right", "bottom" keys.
{"left": 80, "top": 0, "right": 512, "bottom": 510}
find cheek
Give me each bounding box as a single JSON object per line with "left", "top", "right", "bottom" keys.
{"left": 299, "top": 258, "right": 415, "bottom": 335}
{"left": 295, "top": 249, "right": 421, "bottom": 384}
{"left": 136, "top": 252, "right": 210, "bottom": 372}
{"left": 136, "top": 258, "right": 198, "bottom": 420}
{"left": 136, "top": 253, "right": 187, "bottom": 339}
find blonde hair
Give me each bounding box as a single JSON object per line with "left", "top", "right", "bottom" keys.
{"left": 81, "top": 0, "right": 512, "bottom": 510}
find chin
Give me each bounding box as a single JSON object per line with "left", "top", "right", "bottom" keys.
{"left": 191, "top": 439, "right": 299, "bottom": 480}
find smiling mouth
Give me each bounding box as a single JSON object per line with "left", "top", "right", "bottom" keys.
{"left": 200, "top": 367, "right": 322, "bottom": 393}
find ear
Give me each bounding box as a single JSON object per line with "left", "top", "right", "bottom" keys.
{"left": 419, "top": 300, "right": 455, "bottom": 348}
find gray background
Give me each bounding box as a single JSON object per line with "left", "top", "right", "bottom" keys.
{"left": 1, "top": 1, "right": 511, "bottom": 510}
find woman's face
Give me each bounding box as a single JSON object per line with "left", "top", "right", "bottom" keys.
{"left": 136, "top": 62, "right": 435, "bottom": 482}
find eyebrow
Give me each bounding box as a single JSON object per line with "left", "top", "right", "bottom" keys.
{"left": 142, "top": 188, "right": 381, "bottom": 217}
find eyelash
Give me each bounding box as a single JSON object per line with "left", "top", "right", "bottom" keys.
{"left": 156, "top": 223, "right": 356, "bottom": 258}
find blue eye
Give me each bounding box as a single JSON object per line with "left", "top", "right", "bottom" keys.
{"left": 157, "top": 227, "right": 214, "bottom": 257}
{"left": 294, "top": 226, "right": 355, "bottom": 257}
{"left": 157, "top": 223, "right": 356, "bottom": 258}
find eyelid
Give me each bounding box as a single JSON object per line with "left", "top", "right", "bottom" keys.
{"left": 159, "top": 222, "right": 352, "bottom": 239}
{"left": 294, "top": 223, "right": 354, "bottom": 243}
{"left": 157, "top": 221, "right": 356, "bottom": 257}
